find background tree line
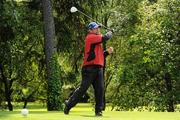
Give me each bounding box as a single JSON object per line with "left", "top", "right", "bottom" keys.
{"left": 0, "top": 0, "right": 179, "bottom": 112}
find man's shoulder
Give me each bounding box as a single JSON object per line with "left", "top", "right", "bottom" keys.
{"left": 86, "top": 33, "right": 102, "bottom": 40}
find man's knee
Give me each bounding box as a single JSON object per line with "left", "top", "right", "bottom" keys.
{"left": 77, "top": 86, "right": 88, "bottom": 95}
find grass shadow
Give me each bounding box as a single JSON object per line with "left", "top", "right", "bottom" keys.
{"left": 81, "top": 115, "right": 109, "bottom": 118}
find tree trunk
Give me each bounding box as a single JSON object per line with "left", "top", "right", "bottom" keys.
{"left": 23, "top": 99, "right": 28, "bottom": 109}
{"left": 0, "top": 65, "right": 13, "bottom": 111}
{"left": 42, "top": 0, "right": 62, "bottom": 111}
{"left": 164, "top": 72, "right": 174, "bottom": 112}
{"left": 4, "top": 81, "right": 13, "bottom": 111}
{"left": 42, "top": 0, "right": 56, "bottom": 60}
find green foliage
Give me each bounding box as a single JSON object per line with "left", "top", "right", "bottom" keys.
{"left": 108, "top": 0, "right": 179, "bottom": 112}
{"left": 0, "top": 0, "right": 45, "bottom": 110}
{"left": 47, "top": 54, "right": 63, "bottom": 111}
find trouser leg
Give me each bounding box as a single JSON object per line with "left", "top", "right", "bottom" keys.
{"left": 66, "top": 67, "right": 96, "bottom": 109}
{"left": 92, "top": 68, "right": 104, "bottom": 113}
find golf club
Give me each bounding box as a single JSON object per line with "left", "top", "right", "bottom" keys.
{"left": 70, "top": 6, "right": 111, "bottom": 30}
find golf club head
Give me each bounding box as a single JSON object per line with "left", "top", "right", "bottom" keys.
{"left": 70, "top": 6, "right": 78, "bottom": 13}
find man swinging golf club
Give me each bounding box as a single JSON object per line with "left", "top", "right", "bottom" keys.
{"left": 64, "top": 22, "right": 113, "bottom": 116}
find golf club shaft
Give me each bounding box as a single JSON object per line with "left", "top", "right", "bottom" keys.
{"left": 77, "top": 10, "right": 109, "bottom": 30}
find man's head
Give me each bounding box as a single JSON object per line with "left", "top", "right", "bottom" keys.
{"left": 88, "top": 22, "right": 101, "bottom": 34}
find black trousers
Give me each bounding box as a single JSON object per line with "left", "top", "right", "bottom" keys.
{"left": 66, "top": 65, "right": 104, "bottom": 112}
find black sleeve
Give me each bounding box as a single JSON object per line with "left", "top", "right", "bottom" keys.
{"left": 104, "top": 50, "right": 109, "bottom": 58}
{"left": 87, "top": 44, "right": 96, "bottom": 61}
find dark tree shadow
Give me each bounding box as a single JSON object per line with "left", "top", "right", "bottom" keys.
{"left": 81, "top": 115, "right": 109, "bottom": 118}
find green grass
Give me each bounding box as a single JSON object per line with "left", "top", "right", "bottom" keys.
{"left": 0, "top": 103, "right": 179, "bottom": 120}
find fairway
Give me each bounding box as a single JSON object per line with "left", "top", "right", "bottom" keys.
{"left": 0, "top": 103, "right": 179, "bottom": 120}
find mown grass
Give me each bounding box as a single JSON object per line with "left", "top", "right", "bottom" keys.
{"left": 0, "top": 103, "right": 179, "bottom": 120}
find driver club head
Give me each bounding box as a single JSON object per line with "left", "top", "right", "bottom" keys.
{"left": 70, "top": 6, "right": 78, "bottom": 13}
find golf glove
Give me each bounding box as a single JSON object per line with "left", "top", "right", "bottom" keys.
{"left": 105, "top": 31, "right": 112, "bottom": 38}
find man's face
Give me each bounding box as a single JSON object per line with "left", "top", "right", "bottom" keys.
{"left": 91, "top": 28, "right": 101, "bottom": 34}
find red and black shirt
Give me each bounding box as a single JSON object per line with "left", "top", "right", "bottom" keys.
{"left": 83, "top": 33, "right": 104, "bottom": 67}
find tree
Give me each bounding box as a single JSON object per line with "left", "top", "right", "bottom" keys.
{"left": 42, "top": 0, "right": 63, "bottom": 111}
{"left": 0, "top": 0, "right": 16, "bottom": 111}
{"left": 0, "top": 0, "right": 45, "bottom": 111}
{"left": 109, "top": 0, "right": 179, "bottom": 112}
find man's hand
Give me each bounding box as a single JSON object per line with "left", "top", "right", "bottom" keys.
{"left": 105, "top": 31, "right": 113, "bottom": 38}
{"left": 108, "top": 47, "right": 113, "bottom": 54}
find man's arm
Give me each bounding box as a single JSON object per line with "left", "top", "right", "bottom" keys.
{"left": 90, "top": 31, "right": 113, "bottom": 45}
{"left": 102, "top": 31, "right": 113, "bottom": 42}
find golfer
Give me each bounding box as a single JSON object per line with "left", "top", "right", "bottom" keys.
{"left": 64, "top": 22, "right": 113, "bottom": 116}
